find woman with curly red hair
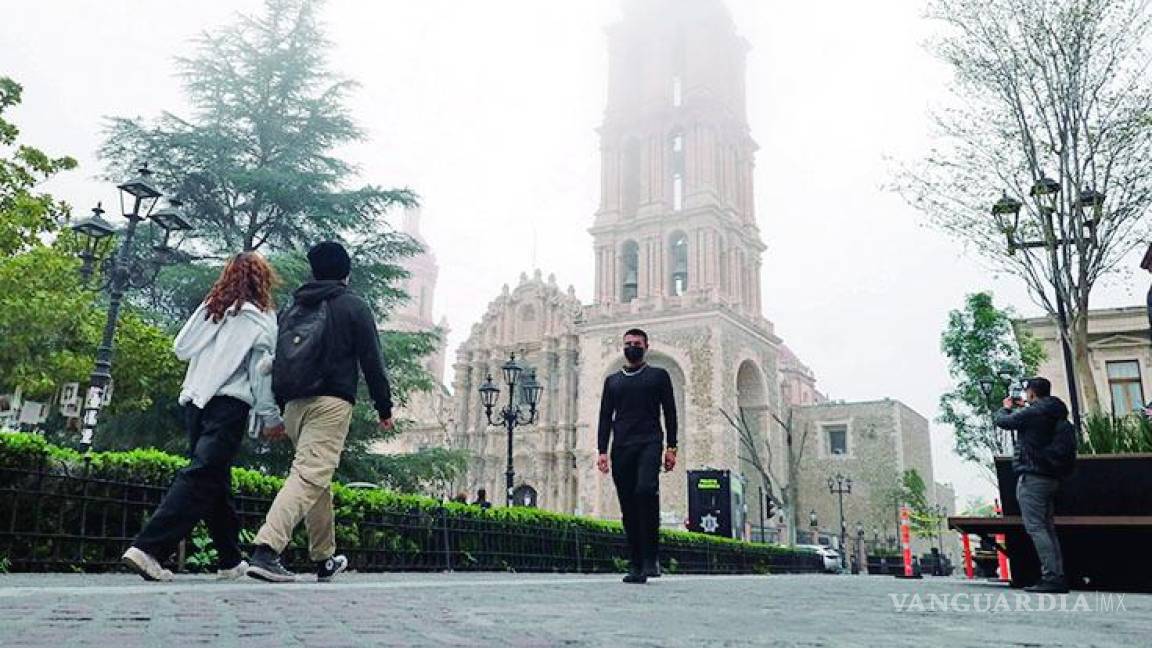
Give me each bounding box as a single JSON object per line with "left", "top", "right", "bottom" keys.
{"left": 122, "top": 252, "right": 284, "bottom": 582}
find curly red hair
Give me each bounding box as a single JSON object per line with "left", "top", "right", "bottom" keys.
{"left": 203, "top": 252, "right": 279, "bottom": 322}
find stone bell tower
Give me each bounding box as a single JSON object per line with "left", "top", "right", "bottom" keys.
{"left": 576, "top": 0, "right": 783, "bottom": 529}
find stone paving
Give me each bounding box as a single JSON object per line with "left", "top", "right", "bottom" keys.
{"left": 0, "top": 571, "right": 1148, "bottom": 647}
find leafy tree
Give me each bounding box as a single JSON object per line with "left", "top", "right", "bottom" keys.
{"left": 96, "top": 1, "right": 454, "bottom": 490}
{"left": 0, "top": 77, "right": 182, "bottom": 433}
{"left": 897, "top": 0, "right": 1152, "bottom": 410}
{"left": 0, "top": 77, "right": 76, "bottom": 255}
{"left": 938, "top": 292, "right": 1045, "bottom": 472}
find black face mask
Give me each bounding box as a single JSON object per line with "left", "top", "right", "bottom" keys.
{"left": 624, "top": 346, "right": 646, "bottom": 363}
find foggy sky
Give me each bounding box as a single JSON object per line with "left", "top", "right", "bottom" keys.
{"left": 3, "top": 0, "right": 1146, "bottom": 507}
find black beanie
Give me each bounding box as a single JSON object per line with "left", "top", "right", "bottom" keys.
{"left": 308, "top": 241, "right": 351, "bottom": 280}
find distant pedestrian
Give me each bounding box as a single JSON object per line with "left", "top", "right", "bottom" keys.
{"left": 246, "top": 241, "right": 393, "bottom": 583}
{"left": 994, "top": 376, "right": 1076, "bottom": 593}
{"left": 452, "top": 492, "right": 468, "bottom": 504}
{"left": 122, "top": 252, "right": 282, "bottom": 582}
{"left": 597, "top": 328, "right": 678, "bottom": 584}
{"left": 473, "top": 488, "right": 492, "bottom": 510}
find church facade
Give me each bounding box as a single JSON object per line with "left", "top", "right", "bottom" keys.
{"left": 389, "top": 1, "right": 944, "bottom": 542}
{"left": 450, "top": 0, "right": 788, "bottom": 526}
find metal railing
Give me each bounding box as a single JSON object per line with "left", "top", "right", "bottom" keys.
{"left": 0, "top": 462, "right": 824, "bottom": 575}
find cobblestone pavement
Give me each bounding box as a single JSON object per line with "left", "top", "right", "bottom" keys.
{"left": 0, "top": 571, "right": 1148, "bottom": 647}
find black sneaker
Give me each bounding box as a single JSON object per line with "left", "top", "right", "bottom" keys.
{"left": 246, "top": 546, "right": 296, "bottom": 583}
{"left": 622, "top": 570, "right": 648, "bottom": 584}
{"left": 1025, "top": 580, "right": 1069, "bottom": 594}
{"left": 317, "top": 555, "right": 348, "bottom": 583}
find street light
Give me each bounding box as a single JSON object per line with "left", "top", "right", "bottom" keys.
{"left": 827, "top": 473, "right": 852, "bottom": 569}
{"left": 988, "top": 180, "right": 1095, "bottom": 433}
{"left": 478, "top": 352, "right": 543, "bottom": 506}
{"left": 69, "top": 164, "right": 191, "bottom": 449}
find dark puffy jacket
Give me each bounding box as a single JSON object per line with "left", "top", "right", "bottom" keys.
{"left": 994, "top": 396, "right": 1071, "bottom": 478}
{"left": 287, "top": 281, "right": 393, "bottom": 419}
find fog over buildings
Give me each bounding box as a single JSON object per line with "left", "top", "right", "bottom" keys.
{"left": 3, "top": 0, "right": 1147, "bottom": 508}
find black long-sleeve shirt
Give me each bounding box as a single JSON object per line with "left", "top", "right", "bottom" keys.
{"left": 597, "top": 364, "right": 677, "bottom": 454}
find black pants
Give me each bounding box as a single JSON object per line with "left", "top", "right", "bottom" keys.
{"left": 611, "top": 440, "right": 662, "bottom": 570}
{"left": 133, "top": 396, "right": 249, "bottom": 569}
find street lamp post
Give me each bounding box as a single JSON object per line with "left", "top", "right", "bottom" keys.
{"left": 69, "top": 164, "right": 192, "bottom": 449}
{"left": 478, "top": 353, "right": 543, "bottom": 506}
{"left": 808, "top": 509, "right": 818, "bottom": 544}
{"left": 990, "top": 182, "right": 1102, "bottom": 433}
{"left": 931, "top": 504, "right": 947, "bottom": 576}
{"left": 827, "top": 473, "right": 852, "bottom": 569}
{"left": 854, "top": 521, "right": 864, "bottom": 575}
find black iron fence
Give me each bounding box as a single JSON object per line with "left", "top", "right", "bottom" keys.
{"left": 0, "top": 461, "right": 823, "bottom": 576}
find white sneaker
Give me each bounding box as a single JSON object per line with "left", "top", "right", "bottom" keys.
{"left": 122, "top": 547, "right": 174, "bottom": 582}
{"left": 217, "top": 560, "right": 249, "bottom": 581}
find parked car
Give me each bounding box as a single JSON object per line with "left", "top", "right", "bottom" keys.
{"left": 797, "top": 544, "right": 842, "bottom": 573}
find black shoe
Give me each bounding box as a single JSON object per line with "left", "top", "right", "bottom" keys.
{"left": 317, "top": 555, "right": 348, "bottom": 583}
{"left": 246, "top": 545, "right": 296, "bottom": 583}
{"left": 643, "top": 560, "right": 661, "bottom": 578}
{"left": 622, "top": 570, "right": 648, "bottom": 584}
{"left": 1025, "top": 580, "right": 1069, "bottom": 594}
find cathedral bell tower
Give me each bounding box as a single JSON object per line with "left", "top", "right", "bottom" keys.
{"left": 590, "top": 0, "right": 765, "bottom": 317}
{"left": 577, "top": 0, "right": 782, "bottom": 529}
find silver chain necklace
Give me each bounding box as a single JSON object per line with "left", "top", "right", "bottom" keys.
{"left": 621, "top": 364, "right": 648, "bottom": 377}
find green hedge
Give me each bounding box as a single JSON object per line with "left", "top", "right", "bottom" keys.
{"left": 0, "top": 431, "right": 816, "bottom": 574}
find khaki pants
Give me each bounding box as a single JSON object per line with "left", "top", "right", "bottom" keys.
{"left": 254, "top": 396, "right": 354, "bottom": 560}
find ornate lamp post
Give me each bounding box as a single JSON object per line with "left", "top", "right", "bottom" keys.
{"left": 989, "top": 181, "right": 1102, "bottom": 433}
{"left": 478, "top": 353, "right": 543, "bottom": 506}
{"left": 68, "top": 164, "right": 192, "bottom": 449}
{"left": 808, "top": 509, "right": 818, "bottom": 544}
{"left": 827, "top": 473, "right": 852, "bottom": 569}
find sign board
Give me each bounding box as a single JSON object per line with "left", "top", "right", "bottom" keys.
{"left": 687, "top": 469, "right": 747, "bottom": 539}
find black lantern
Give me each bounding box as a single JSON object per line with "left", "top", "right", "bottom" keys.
{"left": 501, "top": 354, "right": 523, "bottom": 387}
{"left": 809, "top": 509, "right": 818, "bottom": 528}
{"left": 977, "top": 378, "right": 996, "bottom": 402}
{"left": 991, "top": 192, "right": 1023, "bottom": 230}
{"left": 150, "top": 197, "right": 192, "bottom": 234}
{"left": 71, "top": 203, "right": 117, "bottom": 281}
{"left": 521, "top": 368, "right": 544, "bottom": 410}
{"left": 855, "top": 521, "right": 864, "bottom": 537}
{"left": 478, "top": 374, "right": 500, "bottom": 409}
{"left": 117, "top": 163, "right": 162, "bottom": 219}
{"left": 1029, "top": 175, "right": 1061, "bottom": 198}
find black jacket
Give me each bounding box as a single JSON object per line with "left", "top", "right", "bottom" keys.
{"left": 290, "top": 281, "right": 393, "bottom": 419}
{"left": 994, "top": 396, "right": 1069, "bottom": 478}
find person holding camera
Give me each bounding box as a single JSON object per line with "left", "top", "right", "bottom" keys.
{"left": 993, "top": 376, "right": 1076, "bottom": 594}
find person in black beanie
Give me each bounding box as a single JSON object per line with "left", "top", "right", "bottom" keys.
{"left": 597, "top": 328, "right": 678, "bottom": 584}
{"left": 247, "top": 241, "right": 394, "bottom": 583}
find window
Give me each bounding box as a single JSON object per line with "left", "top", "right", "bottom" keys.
{"left": 670, "top": 234, "right": 688, "bottom": 295}
{"left": 672, "top": 76, "right": 683, "bottom": 107}
{"left": 1107, "top": 360, "right": 1145, "bottom": 413}
{"left": 825, "top": 424, "right": 848, "bottom": 456}
{"left": 670, "top": 131, "right": 685, "bottom": 212}
{"left": 621, "top": 241, "right": 639, "bottom": 303}
{"left": 622, "top": 139, "right": 641, "bottom": 218}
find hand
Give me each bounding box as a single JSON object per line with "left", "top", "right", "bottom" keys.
{"left": 379, "top": 418, "right": 394, "bottom": 431}
{"left": 597, "top": 453, "right": 610, "bottom": 474}
{"left": 262, "top": 423, "right": 286, "bottom": 441}
{"left": 1002, "top": 398, "right": 1015, "bottom": 409}
{"left": 663, "top": 448, "right": 677, "bottom": 472}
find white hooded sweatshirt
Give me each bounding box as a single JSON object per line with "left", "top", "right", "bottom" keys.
{"left": 173, "top": 302, "right": 283, "bottom": 431}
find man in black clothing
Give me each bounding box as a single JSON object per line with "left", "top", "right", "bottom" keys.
{"left": 597, "top": 328, "right": 678, "bottom": 584}
{"left": 248, "top": 241, "right": 394, "bottom": 583}
{"left": 994, "top": 376, "right": 1072, "bottom": 593}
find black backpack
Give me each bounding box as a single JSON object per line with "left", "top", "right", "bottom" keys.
{"left": 272, "top": 299, "right": 331, "bottom": 402}
{"left": 1043, "top": 419, "right": 1078, "bottom": 479}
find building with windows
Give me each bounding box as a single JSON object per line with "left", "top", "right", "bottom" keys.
{"left": 443, "top": 0, "right": 937, "bottom": 537}
{"left": 1016, "top": 306, "right": 1152, "bottom": 414}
